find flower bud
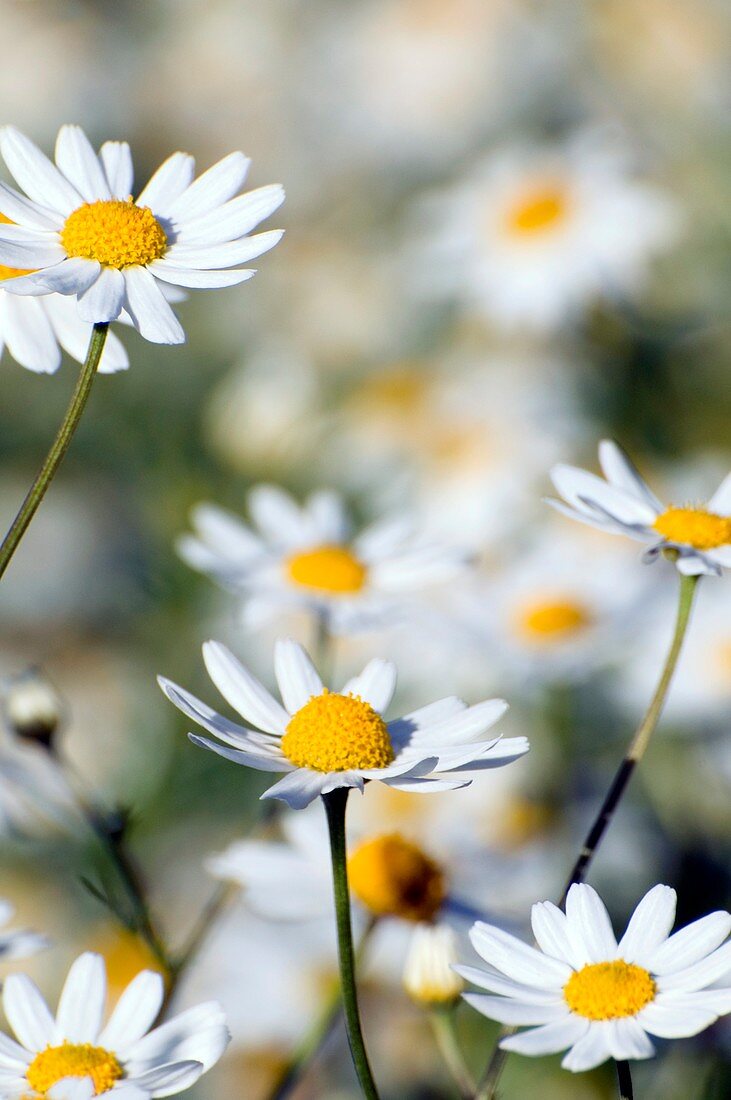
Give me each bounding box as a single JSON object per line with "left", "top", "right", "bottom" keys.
{"left": 403, "top": 923, "right": 465, "bottom": 1008}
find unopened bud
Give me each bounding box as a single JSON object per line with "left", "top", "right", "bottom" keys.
{"left": 403, "top": 923, "right": 465, "bottom": 1008}
{"left": 2, "top": 670, "right": 64, "bottom": 749}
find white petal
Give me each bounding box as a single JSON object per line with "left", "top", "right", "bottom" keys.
{"left": 551, "top": 463, "right": 657, "bottom": 525}
{"left": 54, "top": 126, "right": 110, "bottom": 202}
{"left": 656, "top": 940, "right": 731, "bottom": 992}
{"left": 54, "top": 953, "right": 106, "bottom": 1043}
{"left": 598, "top": 440, "right": 663, "bottom": 511}
{"left": 157, "top": 676, "right": 283, "bottom": 756}
{"left": 469, "top": 923, "right": 571, "bottom": 988}
{"left": 130, "top": 1061, "right": 204, "bottom": 1096}
{"left": 0, "top": 181, "right": 61, "bottom": 229}
{"left": 455, "top": 965, "right": 562, "bottom": 1003}
{"left": 174, "top": 185, "right": 284, "bottom": 247}
{"left": 77, "top": 267, "right": 125, "bottom": 323}
{"left": 618, "top": 885, "right": 677, "bottom": 964}
{"left": 100, "top": 142, "right": 134, "bottom": 199}
{"left": 341, "top": 659, "right": 397, "bottom": 713}
{"left": 637, "top": 1001, "right": 719, "bottom": 1038}
{"left": 165, "top": 230, "right": 283, "bottom": 269}
{"left": 126, "top": 1001, "right": 228, "bottom": 1072}
{"left": 606, "top": 1017, "right": 655, "bottom": 1061}
{"left": 42, "top": 293, "right": 129, "bottom": 374}
{"left": 247, "top": 484, "right": 307, "bottom": 544}
{"left": 0, "top": 295, "right": 61, "bottom": 373}
{"left": 565, "top": 884, "right": 618, "bottom": 963}
{"left": 188, "top": 733, "right": 292, "bottom": 772}
{"left": 274, "top": 639, "right": 323, "bottom": 713}
{"left": 261, "top": 769, "right": 330, "bottom": 809}
{"left": 709, "top": 471, "right": 731, "bottom": 514}
{"left": 136, "top": 153, "right": 195, "bottom": 215}
{"left": 647, "top": 911, "right": 731, "bottom": 975}
{"left": 561, "top": 1024, "right": 612, "bottom": 1071}
{"left": 202, "top": 641, "right": 289, "bottom": 732}
{"left": 122, "top": 266, "right": 184, "bottom": 345}
{"left": 499, "top": 1016, "right": 589, "bottom": 1057}
{"left": 166, "top": 152, "right": 251, "bottom": 221}
{"left": 531, "top": 902, "right": 584, "bottom": 968}
{"left": 149, "top": 262, "right": 255, "bottom": 289}
{"left": 0, "top": 233, "right": 66, "bottom": 268}
{"left": 0, "top": 126, "right": 82, "bottom": 215}
{"left": 463, "top": 994, "right": 567, "bottom": 1026}
{"left": 3, "top": 974, "right": 55, "bottom": 1050}
{"left": 33, "top": 257, "right": 101, "bottom": 295}
{"left": 98, "top": 970, "right": 164, "bottom": 1052}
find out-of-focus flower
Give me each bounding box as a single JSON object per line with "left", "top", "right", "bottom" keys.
{"left": 460, "top": 883, "right": 731, "bottom": 1071}
{"left": 0, "top": 899, "right": 48, "bottom": 961}
{"left": 0, "top": 124, "right": 283, "bottom": 344}
{"left": 177, "top": 485, "right": 469, "bottom": 633}
{"left": 403, "top": 923, "right": 464, "bottom": 1008}
{"left": 159, "top": 637, "right": 527, "bottom": 809}
{"left": 0, "top": 952, "right": 229, "bottom": 1097}
{"left": 415, "top": 133, "right": 679, "bottom": 331}
{"left": 0, "top": 718, "right": 82, "bottom": 839}
{"left": 549, "top": 439, "right": 731, "bottom": 576}
{"left": 1, "top": 668, "right": 64, "bottom": 748}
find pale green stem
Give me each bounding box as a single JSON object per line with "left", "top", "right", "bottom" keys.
{"left": 0, "top": 322, "right": 109, "bottom": 581}
{"left": 429, "top": 1007, "right": 475, "bottom": 1099}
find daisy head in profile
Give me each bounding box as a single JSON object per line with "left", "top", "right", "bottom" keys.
{"left": 549, "top": 439, "right": 731, "bottom": 576}
{"left": 460, "top": 882, "right": 731, "bottom": 1072}
{"left": 158, "top": 637, "right": 528, "bottom": 809}
{"left": 0, "top": 951, "right": 228, "bottom": 1097}
{"left": 177, "top": 485, "right": 469, "bottom": 634}
{"left": 0, "top": 124, "right": 283, "bottom": 344}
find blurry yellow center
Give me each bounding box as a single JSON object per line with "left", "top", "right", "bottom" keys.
{"left": 286, "top": 546, "right": 367, "bottom": 594}
{"left": 0, "top": 212, "right": 36, "bottom": 281}
{"left": 348, "top": 834, "right": 446, "bottom": 921}
{"left": 61, "top": 200, "right": 167, "bottom": 268}
{"left": 653, "top": 507, "right": 731, "bottom": 550}
{"left": 281, "top": 690, "right": 394, "bottom": 772}
{"left": 516, "top": 598, "right": 592, "bottom": 641}
{"left": 505, "top": 186, "right": 569, "bottom": 236}
{"left": 27, "top": 1043, "right": 123, "bottom": 1095}
{"left": 564, "top": 961, "right": 656, "bottom": 1020}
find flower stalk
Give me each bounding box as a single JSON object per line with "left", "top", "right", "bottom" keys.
{"left": 475, "top": 570, "right": 699, "bottom": 1100}
{"left": 429, "top": 1008, "right": 474, "bottom": 1100}
{"left": 323, "top": 787, "right": 381, "bottom": 1100}
{"left": 616, "top": 1060, "right": 634, "bottom": 1100}
{"left": 0, "top": 322, "right": 109, "bottom": 582}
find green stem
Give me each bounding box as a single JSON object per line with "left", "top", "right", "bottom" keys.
{"left": 0, "top": 322, "right": 108, "bottom": 581}
{"left": 616, "top": 1060, "right": 634, "bottom": 1100}
{"left": 104, "top": 829, "right": 175, "bottom": 982}
{"left": 429, "top": 1008, "right": 474, "bottom": 1099}
{"left": 323, "top": 788, "right": 381, "bottom": 1100}
{"left": 475, "top": 572, "right": 699, "bottom": 1100}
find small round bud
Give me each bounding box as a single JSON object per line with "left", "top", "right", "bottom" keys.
{"left": 2, "top": 670, "right": 64, "bottom": 749}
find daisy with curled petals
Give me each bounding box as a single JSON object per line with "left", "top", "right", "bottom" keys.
{"left": 0, "top": 124, "right": 283, "bottom": 344}
{"left": 0, "top": 951, "right": 228, "bottom": 1097}
{"left": 177, "top": 485, "right": 469, "bottom": 633}
{"left": 460, "top": 883, "right": 731, "bottom": 1072}
{"left": 549, "top": 439, "right": 731, "bottom": 576}
{"left": 158, "top": 637, "right": 528, "bottom": 809}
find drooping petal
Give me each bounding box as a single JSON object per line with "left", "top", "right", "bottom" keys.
{"left": 77, "top": 266, "right": 126, "bottom": 323}
{"left": 499, "top": 1016, "right": 589, "bottom": 1057}
{"left": 122, "top": 266, "right": 184, "bottom": 345}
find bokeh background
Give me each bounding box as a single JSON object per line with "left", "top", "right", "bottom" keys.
{"left": 0, "top": 1, "right": 730, "bottom": 1097}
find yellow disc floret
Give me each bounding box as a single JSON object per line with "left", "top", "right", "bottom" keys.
{"left": 515, "top": 597, "right": 592, "bottom": 642}
{"left": 348, "top": 834, "right": 446, "bottom": 921}
{"left": 286, "top": 546, "right": 367, "bottom": 594}
{"left": 564, "top": 961, "right": 656, "bottom": 1021}
{"left": 281, "top": 690, "right": 394, "bottom": 772}
{"left": 61, "top": 199, "right": 167, "bottom": 269}
{"left": 27, "top": 1043, "right": 123, "bottom": 1096}
{"left": 653, "top": 506, "right": 731, "bottom": 551}
{"left": 505, "top": 185, "right": 569, "bottom": 237}
{"left": 0, "top": 212, "right": 36, "bottom": 281}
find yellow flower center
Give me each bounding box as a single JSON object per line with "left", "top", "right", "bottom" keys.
{"left": 505, "top": 184, "right": 569, "bottom": 237}
{"left": 347, "top": 834, "right": 446, "bottom": 921}
{"left": 286, "top": 546, "right": 367, "bottom": 594}
{"left": 61, "top": 199, "right": 168, "bottom": 269}
{"left": 27, "top": 1043, "right": 123, "bottom": 1096}
{"left": 564, "top": 961, "right": 656, "bottom": 1021}
{"left": 0, "top": 212, "right": 36, "bottom": 281}
{"left": 515, "top": 597, "right": 592, "bottom": 642}
{"left": 653, "top": 506, "right": 731, "bottom": 551}
{"left": 280, "top": 690, "right": 394, "bottom": 772}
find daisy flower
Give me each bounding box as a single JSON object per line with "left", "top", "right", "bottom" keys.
{"left": 403, "top": 923, "right": 464, "bottom": 1009}
{"left": 158, "top": 637, "right": 528, "bottom": 809}
{"left": 460, "top": 883, "right": 731, "bottom": 1072}
{"left": 0, "top": 124, "right": 283, "bottom": 344}
{"left": 177, "top": 485, "right": 468, "bottom": 633}
{"left": 415, "top": 132, "right": 679, "bottom": 331}
{"left": 0, "top": 898, "right": 48, "bottom": 961}
{"left": 549, "top": 439, "right": 731, "bottom": 576}
{"left": 0, "top": 951, "right": 228, "bottom": 1097}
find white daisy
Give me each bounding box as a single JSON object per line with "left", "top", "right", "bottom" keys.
{"left": 0, "top": 899, "right": 48, "bottom": 961}
{"left": 402, "top": 923, "right": 465, "bottom": 1009}
{"left": 0, "top": 124, "right": 283, "bottom": 344}
{"left": 158, "top": 637, "right": 528, "bottom": 810}
{"left": 415, "top": 132, "right": 679, "bottom": 331}
{"left": 459, "top": 883, "right": 731, "bottom": 1072}
{"left": 177, "top": 486, "right": 468, "bottom": 633}
{"left": 549, "top": 439, "right": 731, "bottom": 576}
{"left": 0, "top": 951, "right": 229, "bottom": 1097}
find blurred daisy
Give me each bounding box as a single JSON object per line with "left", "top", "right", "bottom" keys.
{"left": 417, "top": 133, "right": 679, "bottom": 331}
{"left": 177, "top": 486, "right": 468, "bottom": 633}
{"left": 0, "top": 951, "right": 228, "bottom": 1097}
{"left": 549, "top": 439, "right": 731, "bottom": 576}
{"left": 159, "top": 637, "right": 528, "bottom": 809}
{"left": 0, "top": 124, "right": 283, "bottom": 344}
{"left": 0, "top": 723, "right": 83, "bottom": 839}
{"left": 460, "top": 883, "right": 731, "bottom": 1071}
{"left": 0, "top": 899, "right": 47, "bottom": 960}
